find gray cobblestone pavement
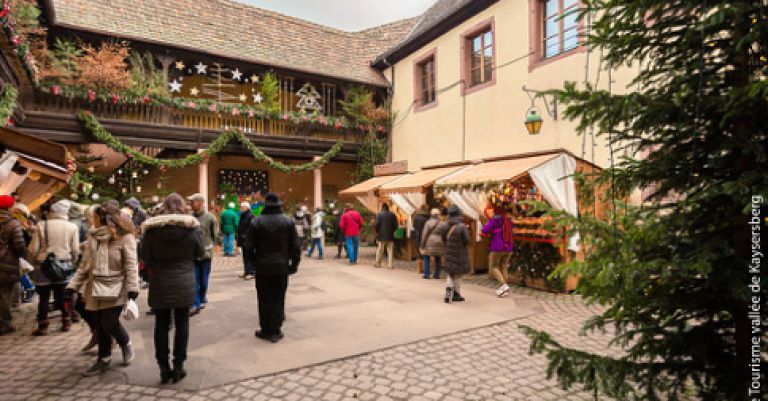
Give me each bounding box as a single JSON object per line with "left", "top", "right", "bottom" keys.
{"left": 0, "top": 251, "right": 620, "bottom": 401}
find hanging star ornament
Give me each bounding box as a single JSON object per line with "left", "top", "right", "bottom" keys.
{"left": 231, "top": 68, "right": 243, "bottom": 81}
{"left": 190, "top": 87, "right": 199, "bottom": 96}
{"left": 194, "top": 62, "right": 208, "bottom": 74}
{"left": 253, "top": 93, "right": 263, "bottom": 103}
{"left": 169, "top": 79, "right": 183, "bottom": 93}
{"left": 250, "top": 74, "right": 259, "bottom": 82}
{"left": 175, "top": 61, "right": 185, "bottom": 70}
{"left": 239, "top": 93, "right": 247, "bottom": 102}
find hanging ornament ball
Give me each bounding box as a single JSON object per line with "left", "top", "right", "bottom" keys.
{"left": 143, "top": 169, "right": 149, "bottom": 175}
{"left": 143, "top": 96, "right": 151, "bottom": 104}
{"left": 125, "top": 153, "right": 133, "bottom": 159}
{"left": 91, "top": 193, "right": 100, "bottom": 201}
{"left": 136, "top": 186, "right": 142, "bottom": 193}
{"left": 159, "top": 165, "right": 168, "bottom": 174}
{"left": 108, "top": 176, "right": 116, "bottom": 185}
{"left": 111, "top": 94, "right": 120, "bottom": 104}
{"left": 69, "top": 193, "right": 78, "bottom": 200}
{"left": 87, "top": 166, "right": 96, "bottom": 173}
{"left": 151, "top": 195, "right": 160, "bottom": 203}
{"left": 87, "top": 90, "right": 96, "bottom": 102}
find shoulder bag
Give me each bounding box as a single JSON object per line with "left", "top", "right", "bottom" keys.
{"left": 39, "top": 222, "right": 75, "bottom": 282}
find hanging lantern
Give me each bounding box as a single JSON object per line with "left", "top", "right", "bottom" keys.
{"left": 131, "top": 171, "right": 138, "bottom": 178}
{"left": 151, "top": 195, "right": 160, "bottom": 203}
{"left": 524, "top": 108, "right": 543, "bottom": 135}
{"left": 157, "top": 182, "right": 163, "bottom": 189}
{"left": 91, "top": 193, "right": 100, "bottom": 201}
{"left": 136, "top": 185, "right": 142, "bottom": 193}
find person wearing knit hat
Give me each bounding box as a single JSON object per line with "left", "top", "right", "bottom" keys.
{"left": 237, "top": 201, "right": 255, "bottom": 279}
{"left": 27, "top": 198, "right": 80, "bottom": 335}
{"left": 441, "top": 206, "right": 471, "bottom": 303}
{"left": 0, "top": 194, "right": 26, "bottom": 335}
{"left": 219, "top": 202, "right": 239, "bottom": 257}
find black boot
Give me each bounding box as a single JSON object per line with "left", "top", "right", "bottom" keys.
{"left": 172, "top": 362, "right": 187, "bottom": 383}
{"left": 159, "top": 361, "right": 172, "bottom": 384}
{"left": 444, "top": 287, "right": 453, "bottom": 303}
{"left": 452, "top": 290, "right": 465, "bottom": 302}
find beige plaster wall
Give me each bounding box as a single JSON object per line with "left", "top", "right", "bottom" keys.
{"left": 385, "top": 0, "right": 637, "bottom": 170}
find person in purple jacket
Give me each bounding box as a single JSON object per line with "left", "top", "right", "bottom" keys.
{"left": 481, "top": 205, "right": 514, "bottom": 297}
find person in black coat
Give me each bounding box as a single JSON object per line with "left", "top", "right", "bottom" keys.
{"left": 245, "top": 193, "right": 300, "bottom": 343}
{"left": 236, "top": 202, "right": 255, "bottom": 279}
{"left": 331, "top": 209, "right": 346, "bottom": 259}
{"left": 374, "top": 203, "right": 398, "bottom": 269}
{"left": 140, "top": 193, "right": 204, "bottom": 384}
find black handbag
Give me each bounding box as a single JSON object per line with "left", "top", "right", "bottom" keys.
{"left": 38, "top": 222, "right": 74, "bottom": 282}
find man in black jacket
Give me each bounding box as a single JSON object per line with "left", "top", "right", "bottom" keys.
{"left": 374, "top": 203, "right": 399, "bottom": 269}
{"left": 236, "top": 202, "right": 255, "bottom": 280}
{"left": 245, "top": 193, "right": 300, "bottom": 343}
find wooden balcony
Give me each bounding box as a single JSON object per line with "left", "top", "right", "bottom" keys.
{"left": 17, "top": 91, "right": 367, "bottom": 161}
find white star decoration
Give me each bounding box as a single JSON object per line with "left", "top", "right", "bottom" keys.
{"left": 169, "top": 79, "right": 182, "bottom": 93}
{"left": 253, "top": 93, "right": 263, "bottom": 103}
{"left": 239, "top": 93, "right": 247, "bottom": 102}
{"left": 231, "top": 68, "right": 243, "bottom": 81}
{"left": 190, "top": 87, "right": 199, "bottom": 96}
{"left": 194, "top": 62, "right": 208, "bottom": 74}
{"left": 250, "top": 74, "right": 259, "bottom": 82}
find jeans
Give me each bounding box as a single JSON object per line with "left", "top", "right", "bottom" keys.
{"left": 93, "top": 306, "right": 130, "bottom": 359}
{"left": 254, "top": 274, "right": 288, "bottom": 335}
{"left": 36, "top": 284, "right": 70, "bottom": 322}
{"left": 0, "top": 283, "right": 14, "bottom": 331}
{"left": 20, "top": 274, "right": 34, "bottom": 290}
{"left": 154, "top": 308, "right": 190, "bottom": 366}
{"left": 422, "top": 255, "right": 442, "bottom": 278}
{"left": 193, "top": 259, "right": 212, "bottom": 308}
{"left": 223, "top": 233, "right": 235, "bottom": 256}
{"left": 336, "top": 236, "right": 346, "bottom": 257}
{"left": 307, "top": 238, "right": 323, "bottom": 258}
{"left": 345, "top": 236, "right": 360, "bottom": 264}
{"left": 375, "top": 240, "right": 395, "bottom": 268}
{"left": 242, "top": 252, "right": 255, "bottom": 276}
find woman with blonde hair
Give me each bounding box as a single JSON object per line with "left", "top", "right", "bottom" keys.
{"left": 66, "top": 202, "right": 139, "bottom": 376}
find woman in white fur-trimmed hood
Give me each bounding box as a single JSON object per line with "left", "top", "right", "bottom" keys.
{"left": 140, "top": 193, "right": 204, "bottom": 385}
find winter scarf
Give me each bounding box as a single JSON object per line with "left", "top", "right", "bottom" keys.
{"left": 89, "top": 226, "right": 113, "bottom": 276}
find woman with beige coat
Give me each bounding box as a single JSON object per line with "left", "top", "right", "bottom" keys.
{"left": 28, "top": 199, "right": 79, "bottom": 334}
{"left": 67, "top": 203, "right": 139, "bottom": 377}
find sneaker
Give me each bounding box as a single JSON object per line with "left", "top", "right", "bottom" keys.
{"left": 121, "top": 341, "right": 135, "bottom": 366}
{"left": 189, "top": 307, "right": 200, "bottom": 317}
{"left": 496, "top": 284, "right": 510, "bottom": 297}
{"left": 81, "top": 333, "right": 98, "bottom": 353}
{"left": 82, "top": 358, "right": 110, "bottom": 377}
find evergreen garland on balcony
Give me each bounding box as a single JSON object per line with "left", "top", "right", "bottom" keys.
{"left": 0, "top": 83, "right": 17, "bottom": 124}
{"left": 78, "top": 111, "right": 344, "bottom": 174}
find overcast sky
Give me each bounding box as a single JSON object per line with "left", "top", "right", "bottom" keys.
{"left": 234, "top": 0, "right": 436, "bottom": 31}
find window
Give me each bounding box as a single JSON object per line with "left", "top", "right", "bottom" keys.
{"left": 418, "top": 57, "right": 436, "bottom": 105}
{"left": 413, "top": 49, "right": 437, "bottom": 111}
{"left": 469, "top": 29, "right": 493, "bottom": 86}
{"left": 461, "top": 17, "right": 495, "bottom": 95}
{"left": 542, "top": 0, "right": 579, "bottom": 58}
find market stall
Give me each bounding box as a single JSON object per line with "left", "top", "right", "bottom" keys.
{"left": 434, "top": 150, "right": 600, "bottom": 292}
{"left": 378, "top": 165, "right": 467, "bottom": 260}
{"left": 338, "top": 173, "right": 406, "bottom": 243}
{"left": 0, "top": 127, "right": 72, "bottom": 210}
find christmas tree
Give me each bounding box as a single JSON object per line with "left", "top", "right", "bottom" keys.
{"left": 520, "top": 1, "right": 767, "bottom": 400}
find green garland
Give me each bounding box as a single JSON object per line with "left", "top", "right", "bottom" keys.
{"left": 79, "top": 111, "right": 344, "bottom": 174}
{"left": 0, "top": 84, "right": 17, "bottom": 123}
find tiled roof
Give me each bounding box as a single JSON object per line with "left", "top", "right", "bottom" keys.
{"left": 48, "top": 0, "right": 418, "bottom": 86}
{"left": 373, "top": 0, "right": 497, "bottom": 67}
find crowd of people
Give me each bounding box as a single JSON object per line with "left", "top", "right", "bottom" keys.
{"left": 0, "top": 191, "right": 300, "bottom": 384}
{"left": 0, "top": 190, "right": 515, "bottom": 383}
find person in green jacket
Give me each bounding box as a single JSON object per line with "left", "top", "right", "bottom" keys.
{"left": 219, "top": 203, "right": 239, "bottom": 256}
